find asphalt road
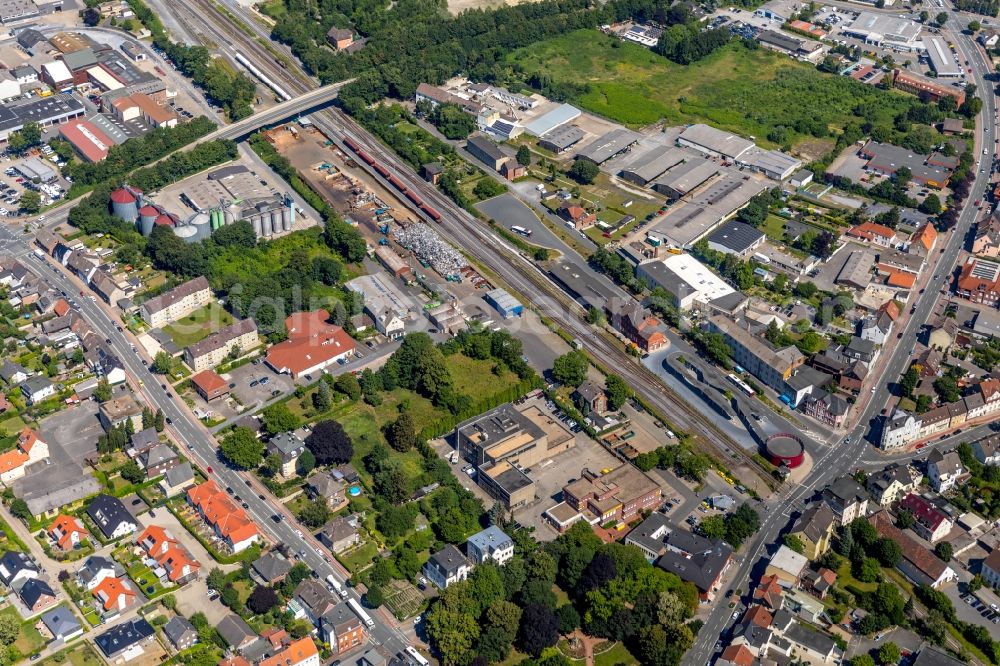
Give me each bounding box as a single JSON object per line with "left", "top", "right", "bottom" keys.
{"left": 0, "top": 226, "right": 412, "bottom": 654}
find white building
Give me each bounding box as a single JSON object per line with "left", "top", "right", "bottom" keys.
{"left": 635, "top": 254, "right": 735, "bottom": 311}
{"left": 466, "top": 526, "right": 514, "bottom": 566}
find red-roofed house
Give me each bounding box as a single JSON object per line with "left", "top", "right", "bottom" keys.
{"left": 53, "top": 299, "right": 70, "bottom": 317}
{"left": 0, "top": 427, "right": 49, "bottom": 486}
{"left": 911, "top": 222, "right": 937, "bottom": 256}
{"left": 136, "top": 526, "right": 199, "bottom": 583}
{"left": 47, "top": 514, "right": 88, "bottom": 551}
{"left": 898, "top": 493, "right": 953, "bottom": 542}
{"left": 869, "top": 510, "right": 956, "bottom": 588}
{"left": 58, "top": 118, "right": 113, "bottom": 163}
{"left": 93, "top": 576, "right": 137, "bottom": 612}
{"left": 265, "top": 310, "right": 357, "bottom": 379}
{"left": 847, "top": 222, "right": 901, "bottom": 248}
{"left": 190, "top": 369, "right": 229, "bottom": 402}
{"left": 878, "top": 300, "right": 900, "bottom": 322}
{"left": 558, "top": 205, "right": 598, "bottom": 231}
{"left": 753, "top": 574, "right": 783, "bottom": 611}
{"left": 886, "top": 271, "right": 916, "bottom": 289}
{"left": 258, "top": 637, "right": 320, "bottom": 666}
{"left": 743, "top": 604, "right": 773, "bottom": 629}
{"left": 187, "top": 480, "right": 259, "bottom": 553}
{"left": 718, "top": 644, "right": 755, "bottom": 666}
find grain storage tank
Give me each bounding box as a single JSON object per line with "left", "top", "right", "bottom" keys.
{"left": 187, "top": 211, "right": 212, "bottom": 241}
{"left": 137, "top": 205, "right": 158, "bottom": 235}
{"left": 214, "top": 209, "right": 225, "bottom": 230}
{"left": 224, "top": 203, "right": 240, "bottom": 226}
{"left": 154, "top": 213, "right": 174, "bottom": 228}
{"left": 285, "top": 195, "right": 296, "bottom": 227}
{"left": 251, "top": 213, "right": 263, "bottom": 237}
{"left": 270, "top": 209, "right": 281, "bottom": 235}
{"left": 281, "top": 207, "right": 291, "bottom": 232}
{"left": 111, "top": 188, "right": 138, "bottom": 223}
{"left": 173, "top": 225, "right": 199, "bottom": 243}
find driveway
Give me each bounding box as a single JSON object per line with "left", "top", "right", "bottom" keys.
{"left": 15, "top": 401, "right": 103, "bottom": 499}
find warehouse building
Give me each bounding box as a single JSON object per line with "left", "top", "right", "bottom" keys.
{"left": 651, "top": 157, "right": 720, "bottom": 199}
{"left": 636, "top": 253, "right": 735, "bottom": 310}
{"left": 737, "top": 147, "right": 802, "bottom": 181}
{"left": 484, "top": 288, "right": 523, "bottom": 318}
{"left": 756, "top": 30, "right": 824, "bottom": 62}
{"left": 650, "top": 173, "right": 771, "bottom": 249}
{"left": 40, "top": 60, "right": 73, "bottom": 92}
{"left": 677, "top": 124, "right": 754, "bottom": 161}
{"left": 0, "top": 94, "right": 85, "bottom": 142}
{"left": 346, "top": 273, "right": 414, "bottom": 339}
{"left": 860, "top": 141, "right": 952, "bottom": 188}
{"left": 16, "top": 156, "right": 56, "bottom": 182}
{"left": 59, "top": 117, "right": 113, "bottom": 162}
{"left": 538, "top": 124, "right": 586, "bottom": 154}
{"left": 893, "top": 70, "right": 965, "bottom": 106}
{"left": 925, "top": 36, "right": 961, "bottom": 77}
{"left": 707, "top": 222, "right": 766, "bottom": 257}
{"left": 620, "top": 147, "right": 689, "bottom": 186}
{"left": 522, "top": 103, "right": 581, "bottom": 137}
{"left": 844, "top": 12, "right": 922, "bottom": 46}
{"left": 0, "top": 0, "right": 39, "bottom": 23}
{"left": 576, "top": 128, "right": 642, "bottom": 164}
{"left": 836, "top": 249, "right": 876, "bottom": 290}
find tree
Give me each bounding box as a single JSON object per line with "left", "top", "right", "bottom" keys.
{"left": 919, "top": 193, "right": 942, "bottom": 214}
{"left": 220, "top": 426, "right": 265, "bottom": 469}
{"left": 151, "top": 351, "right": 173, "bottom": 374}
{"left": 8, "top": 122, "right": 41, "bottom": 154}
{"left": 206, "top": 568, "right": 227, "bottom": 593}
{"left": 82, "top": 6, "right": 100, "bottom": 25}
{"left": 154, "top": 409, "right": 165, "bottom": 432}
{"left": 568, "top": 159, "right": 599, "bottom": 184}
{"left": 875, "top": 538, "right": 902, "bottom": 567}
{"left": 698, "top": 515, "right": 727, "bottom": 540}
{"left": 335, "top": 372, "right": 362, "bottom": 400}
{"left": 313, "top": 380, "right": 332, "bottom": 412}
{"left": 247, "top": 585, "right": 280, "bottom": 614}
{"left": 934, "top": 542, "right": 953, "bottom": 562}
{"left": 585, "top": 306, "right": 604, "bottom": 326}
{"left": 387, "top": 412, "right": 417, "bottom": 452}
{"left": 297, "top": 497, "right": 331, "bottom": 528}
{"left": 578, "top": 553, "right": 617, "bottom": 594}
{"left": 853, "top": 655, "right": 876, "bottom": 666}
{"left": 426, "top": 606, "right": 479, "bottom": 666}
{"left": 296, "top": 449, "right": 316, "bottom": 476}
{"left": 855, "top": 557, "right": 882, "bottom": 583}
{"left": 605, "top": 375, "right": 629, "bottom": 411}
{"left": 518, "top": 603, "right": 560, "bottom": 657}
{"left": 556, "top": 604, "right": 580, "bottom": 634}
{"left": 969, "top": 19, "right": 981, "bottom": 32}
{"left": 261, "top": 402, "right": 299, "bottom": 436}
{"left": 142, "top": 406, "right": 154, "bottom": 430}
{"left": 551, "top": 350, "right": 588, "bottom": 387}
{"left": 0, "top": 615, "right": 17, "bottom": 646}
{"left": 94, "top": 378, "right": 112, "bottom": 402}
{"left": 9, "top": 498, "right": 30, "bottom": 523}
{"left": 935, "top": 11, "right": 948, "bottom": 25}
{"left": 306, "top": 419, "right": 354, "bottom": 464}
{"left": 516, "top": 145, "right": 532, "bottom": 166}
{"left": 19, "top": 190, "right": 40, "bottom": 215}
{"left": 783, "top": 534, "right": 805, "bottom": 554}
{"left": 879, "top": 642, "right": 902, "bottom": 665}
{"left": 118, "top": 460, "right": 145, "bottom": 484}
{"left": 474, "top": 178, "right": 506, "bottom": 200}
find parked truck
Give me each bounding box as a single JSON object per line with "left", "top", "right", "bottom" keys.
{"left": 326, "top": 574, "right": 348, "bottom": 599}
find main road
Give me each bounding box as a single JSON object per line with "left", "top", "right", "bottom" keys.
{"left": 0, "top": 226, "right": 413, "bottom": 655}
{"left": 685, "top": 6, "right": 997, "bottom": 664}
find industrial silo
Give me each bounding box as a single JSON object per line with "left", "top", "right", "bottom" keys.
{"left": 281, "top": 207, "right": 291, "bottom": 232}
{"left": 285, "top": 195, "right": 296, "bottom": 227}
{"left": 224, "top": 203, "right": 239, "bottom": 226}
{"left": 154, "top": 213, "right": 173, "bottom": 228}
{"left": 137, "top": 205, "right": 158, "bottom": 235}
{"left": 173, "top": 225, "right": 199, "bottom": 243}
{"left": 270, "top": 209, "right": 281, "bottom": 235}
{"left": 211, "top": 209, "right": 222, "bottom": 231}
{"left": 251, "top": 213, "right": 263, "bottom": 237}
{"left": 111, "top": 188, "right": 138, "bottom": 223}
{"left": 187, "top": 211, "right": 212, "bottom": 241}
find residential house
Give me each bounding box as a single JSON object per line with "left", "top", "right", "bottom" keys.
{"left": 764, "top": 545, "right": 808, "bottom": 588}
{"left": 870, "top": 510, "right": 956, "bottom": 588}
{"left": 164, "top": 616, "right": 198, "bottom": 651}
{"left": 0, "top": 427, "right": 49, "bottom": 486}
{"left": 706, "top": 314, "right": 805, "bottom": 396}
{"left": 981, "top": 548, "right": 1000, "bottom": 589}
{"left": 191, "top": 369, "right": 230, "bottom": 402}
{"left": 183, "top": 318, "right": 258, "bottom": 372}
{"left": 974, "top": 435, "right": 1000, "bottom": 466}
{"left": 93, "top": 576, "right": 137, "bottom": 613}
{"left": 787, "top": 503, "right": 837, "bottom": 560}
{"left": 251, "top": 551, "right": 292, "bottom": 585}
{"left": 217, "top": 614, "right": 258, "bottom": 652}
{"left": 867, "top": 463, "right": 920, "bottom": 505}
{"left": 305, "top": 473, "right": 345, "bottom": 507}
{"left": 927, "top": 318, "right": 959, "bottom": 351}
{"left": 654, "top": 537, "right": 733, "bottom": 602}
{"left": 973, "top": 215, "right": 1000, "bottom": 257}
{"left": 47, "top": 514, "right": 88, "bottom": 551}
{"left": 316, "top": 517, "right": 359, "bottom": 554}
{"left": 821, "top": 477, "right": 869, "bottom": 523}
{"left": 0, "top": 360, "right": 29, "bottom": 385}
{"left": 258, "top": 637, "right": 320, "bottom": 666}
{"left": 19, "top": 578, "right": 57, "bottom": 615}
{"left": 802, "top": 567, "right": 837, "bottom": 599}
{"left": 424, "top": 544, "right": 473, "bottom": 590}
{"left": 159, "top": 462, "right": 194, "bottom": 498}
{"left": 77, "top": 555, "right": 118, "bottom": 590}
{"left": 95, "top": 619, "right": 155, "bottom": 660}
{"left": 20, "top": 376, "right": 55, "bottom": 405}
{"left": 847, "top": 221, "right": 901, "bottom": 247}
{"left": 294, "top": 578, "right": 337, "bottom": 625}
{"left": 91, "top": 270, "right": 123, "bottom": 305}
{"left": 573, "top": 380, "right": 607, "bottom": 415}
{"left": 136, "top": 525, "right": 200, "bottom": 584}
{"left": 881, "top": 409, "right": 921, "bottom": 450}
{"left": 320, "top": 603, "right": 367, "bottom": 654}
{"left": 86, "top": 494, "right": 138, "bottom": 540}
{"left": 927, "top": 449, "right": 966, "bottom": 493}
{"left": 98, "top": 395, "right": 144, "bottom": 433}
{"left": 466, "top": 525, "right": 514, "bottom": 566}
{"left": 910, "top": 222, "right": 937, "bottom": 256}
{"left": 0, "top": 551, "right": 38, "bottom": 591}
{"left": 139, "top": 443, "right": 180, "bottom": 478}
{"left": 802, "top": 390, "right": 849, "bottom": 428}
{"left": 558, "top": 204, "right": 598, "bottom": 231}
{"left": 129, "top": 428, "right": 159, "bottom": 455}
{"left": 718, "top": 645, "right": 755, "bottom": 666}
{"left": 186, "top": 480, "right": 260, "bottom": 553}
{"left": 859, "top": 310, "right": 894, "bottom": 345}
{"left": 41, "top": 607, "right": 83, "bottom": 642}
{"left": 266, "top": 431, "right": 306, "bottom": 478}
{"left": 899, "top": 494, "right": 953, "bottom": 542}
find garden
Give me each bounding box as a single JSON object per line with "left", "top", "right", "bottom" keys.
{"left": 162, "top": 302, "right": 235, "bottom": 350}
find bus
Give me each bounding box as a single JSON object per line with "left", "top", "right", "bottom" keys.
{"left": 511, "top": 225, "right": 532, "bottom": 237}
{"left": 348, "top": 598, "right": 375, "bottom": 629}
{"left": 727, "top": 373, "right": 756, "bottom": 397}
{"left": 405, "top": 647, "right": 430, "bottom": 666}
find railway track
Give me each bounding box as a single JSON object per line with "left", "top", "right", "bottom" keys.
{"left": 177, "top": 0, "right": 777, "bottom": 487}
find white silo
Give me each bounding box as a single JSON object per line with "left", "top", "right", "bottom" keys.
{"left": 270, "top": 209, "right": 281, "bottom": 234}
{"left": 187, "top": 211, "right": 212, "bottom": 241}
{"left": 173, "top": 225, "right": 199, "bottom": 243}
{"left": 251, "top": 213, "right": 263, "bottom": 237}
{"left": 281, "top": 207, "right": 291, "bottom": 232}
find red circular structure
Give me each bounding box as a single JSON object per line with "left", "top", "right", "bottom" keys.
{"left": 110, "top": 188, "right": 136, "bottom": 204}
{"left": 765, "top": 433, "right": 805, "bottom": 468}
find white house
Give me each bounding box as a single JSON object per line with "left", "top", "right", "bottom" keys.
{"left": 466, "top": 526, "right": 514, "bottom": 566}
{"left": 927, "top": 449, "right": 966, "bottom": 493}
{"left": 0, "top": 428, "right": 49, "bottom": 486}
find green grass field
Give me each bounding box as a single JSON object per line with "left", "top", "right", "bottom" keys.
{"left": 0, "top": 414, "right": 27, "bottom": 437}
{"left": 39, "top": 643, "right": 101, "bottom": 666}
{"left": 162, "top": 302, "right": 234, "bottom": 349}
{"left": 0, "top": 605, "right": 46, "bottom": 656}
{"left": 508, "top": 32, "right": 919, "bottom": 150}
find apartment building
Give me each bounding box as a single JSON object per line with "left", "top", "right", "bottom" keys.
{"left": 706, "top": 315, "right": 805, "bottom": 394}
{"left": 183, "top": 319, "right": 259, "bottom": 372}
{"left": 140, "top": 276, "right": 212, "bottom": 327}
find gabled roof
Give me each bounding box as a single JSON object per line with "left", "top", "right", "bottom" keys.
{"left": 86, "top": 494, "right": 135, "bottom": 538}
{"left": 48, "top": 514, "right": 87, "bottom": 549}
{"left": 19, "top": 578, "right": 55, "bottom": 607}
{"left": 0, "top": 550, "right": 38, "bottom": 584}
{"left": 217, "top": 614, "right": 257, "bottom": 648}
{"left": 655, "top": 539, "right": 732, "bottom": 593}
{"left": 95, "top": 618, "right": 154, "bottom": 657}
{"left": 93, "top": 576, "right": 136, "bottom": 611}
{"left": 791, "top": 503, "right": 836, "bottom": 543}
{"left": 252, "top": 552, "right": 292, "bottom": 582}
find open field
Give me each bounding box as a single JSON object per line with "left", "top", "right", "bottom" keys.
{"left": 507, "top": 33, "right": 919, "bottom": 149}
{"left": 39, "top": 642, "right": 101, "bottom": 666}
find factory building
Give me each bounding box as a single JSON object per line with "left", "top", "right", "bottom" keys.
{"left": 59, "top": 118, "right": 113, "bottom": 162}
{"left": 0, "top": 94, "right": 85, "bottom": 142}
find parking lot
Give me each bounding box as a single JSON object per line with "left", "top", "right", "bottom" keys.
{"left": 228, "top": 360, "right": 295, "bottom": 409}
{"left": 948, "top": 587, "right": 1000, "bottom": 640}
{"left": 17, "top": 400, "right": 104, "bottom": 499}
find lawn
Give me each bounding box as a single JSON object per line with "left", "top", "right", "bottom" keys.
{"left": 114, "top": 545, "right": 171, "bottom": 598}
{"left": 508, "top": 32, "right": 921, "bottom": 149}
{"left": 0, "top": 414, "right": 27, "bottom": 436}
{"left": 593, "top": 642, "right": 638, "bottom": 666}
{"left": 337, "top": 539, "right": 379, "bottom": 574}
{"left": 0, "top": 605, "right": 45, "bottom": 656}
{"left": 836, "top": 560, "right": 877, "bottom": 594}
{"left": 39, "top": 643, "right": 102, "bottom": 666}
{"left": 162, "top": 302, "right": 234, "bottom": 349}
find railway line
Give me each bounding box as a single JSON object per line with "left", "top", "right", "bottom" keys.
{"left": 178, "top": 0, "right": 777, "bottom": 486}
